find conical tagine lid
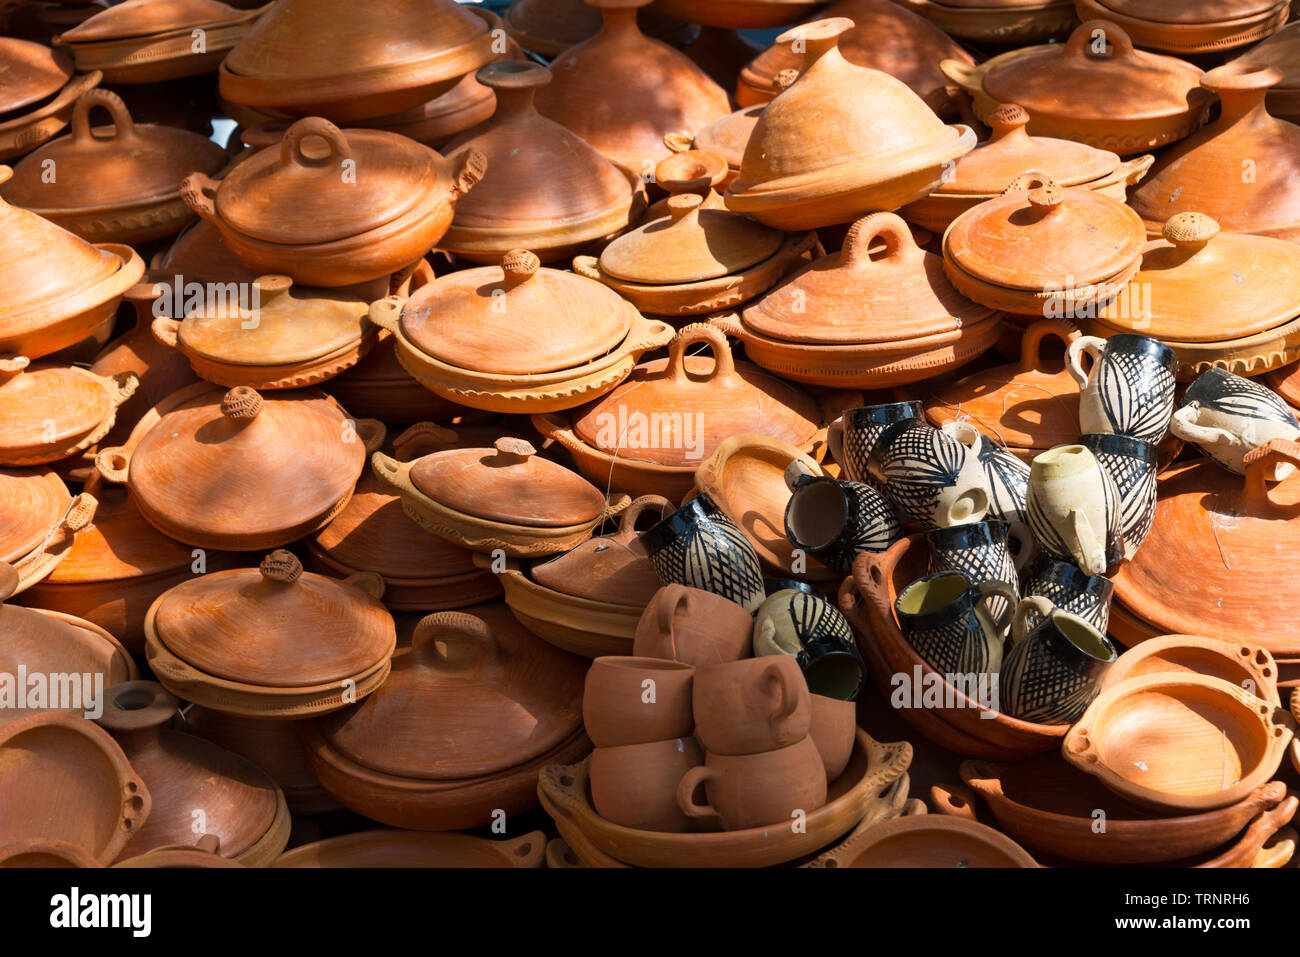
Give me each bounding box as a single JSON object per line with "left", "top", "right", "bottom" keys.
{"left": 59, "top": 0, "right": 252, "bottom": 40}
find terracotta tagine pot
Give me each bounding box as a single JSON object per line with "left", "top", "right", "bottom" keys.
{"left": 713, "top": 212, "right": 1002, "bottom": 389}
{"left": 0, "top": 712, "right": 150, "bottom": 865}
{"left": 274, "top": 829, "right": 547, "bottom": 868}
{"left": 504, "top": 0, "right": 695, "bottom": 58}
{"left": 666, "top": 110, "right": 762, "bottom": 192}
{"left": 149, "top": 218, "right": 260, "bottom": 285}
{"left": 219, "top": 0, "right": 497, "bottom": 123}
{"left": 302, "top": 605, "right": 591, "bottom": 830}
{"left": 0, "top": 39, "right": 100, "bottom": 162}
{"left": 0, "top": 357, "right": 136, "bottom": 467}
{"left": 902, "top": 104, "right": 1154, "bottom": 234}
{"left": 53, "top": 0, "right": 264, "bottom": 83}
{"left": 1129, "top": 64, "right": 1300, "bottom": 245}
{"left": 327, "top": 334, "right": 472, "bottom": 425}
{"left": 95, "top": 681, "right": 290, "bottom": 866}
{"left": 942, "top": 20, "right": 1211, "bottom": 156}
{"left": 440, "top": 60, "right": 643, "bottom": 265}
{"left": 0, "top": 561, "right": 137, "bottom": 728}
{"left": 735, "top": 0, "right": 975, "bottom": 120}
{"left": 144, "top": 550, "right": 396, "bottom": 718}
{"left": 1071, "top": 0, "right": 1289, "bottom": 54}
{"left": 0, "top": 469, "right": 94, "bottom": 594}
{"left": 725, "top": 17, "right": 975, "bottom": 231}
{"left": 1111, "top": 438, "right": 1300, "bottom": 658}
{"left": 95, "top": 383, "right": 382, "bottom": 551}
{"left": 942, "top": 175, "right": 1146, "bottom": 319}
{"left": 533, "top": 323, "right": 840, "bottom": 500}
{"left": 1080, "top": 213, "right": 1300, "bottom": 380}
{"left": 895, "top": 0, "right": 1078, "bottom": 45}
{"left": 181, "top": 117, "right": 486, "bottom": 288}
{"left": 0, "top": 165, "right": 144, "bottom": 360}
{"left": 367, "top": 250, "right": 672, "bottom": 414}
{"left": 1232, "top": 21, "right": 1300, "bottom": 124}
{"left": 533, "top": 0, "right": 731, "bottom": 176}
{"left": 922, "top": 319, "right": 1082, "bottom": 462}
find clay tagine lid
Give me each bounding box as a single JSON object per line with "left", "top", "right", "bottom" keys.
{"left": 690, "top": 105, "right": 765, "bottom": 171}
{"left": 504, "top": 0, "right": 693, "bottom": 58}
{"left": 1232, "top": 21, "right": 1300, "bottom": 90}
{"left": 742, "top": 212, "right": 994, "bottom": 345}
{"left": 1097, "top": 0, "right": 1279, "bottom": 25}
{"left": 938, "top": 104, "right": 1120, "bottom": 194}
{"left": 0, "top": 468, "right": 71, "bottom": 565}
{"left": 1129, "top": 64, "right": 1300, "bottom": 241}
{"left": 59, "top": 0, "right": 252, "bottom": 40}
{"left": 409, "top": 437, "right": 608, "bottom": 528}
{"left": 530, "top": 494, "right": 671, "bottom": 604}
{"left": 945, "top": 176, "right": 1146, "bottom": 291}
{"left": 599, "top": 193, "right": 783, "bottom": 283}
{"left": 214, "top": 118, "right": 443, "bottom": 245}
{"left": 153, "top": 219, "right": 260, "bottom": 285}
{"left": 0, "top": 38, "right": 74, "bottom": 115}
{"left": 175, "top": 275, "right": 368, "bottom": 365}
{"left": 316, "top": 604, "right": 586, "bottom": 780}
{"left": 442, "top": 61, "right": 638, "bottom": 252}
{"left": 398, "top": 250, "right": 633, "bottom": 375}
{"left": 1100, "top": 213, "right": 1300, "bottom": 341}
{"left": 152, "top": 551, "right": 394, "bottom": 687}
{"left": 0, "top": 358, "right": 130, "bottom": 459}
{"left": 533, "top": 0, "right": 731, "bottom": 172}
{"left": 571, "top": 323, "right": 822, "bottom": 467}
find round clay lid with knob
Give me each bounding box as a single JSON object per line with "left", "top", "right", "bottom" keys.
{"left": 599, "top": 193, "right": 782, "bottom": 283}
{"left": 0, "top": 38, "right": 73, "bottom": 115}
{"left": 397, "top": 250, "right": 633, "bottom": 375}
{"left": 0, "top": 359, "right": 132, "bottom": 455}
{"left": 937, "top": 104, "right": 1119, "bottom": 194}
{"left": 315, "top": 603, "right": 585, "bottom": 780}
{"left": 0, "top": 468, "right": 71, "bottom": 565}
{"left": 944, "top": 175, "right": 1146, "bottom": 291}
{"left": 59, "top": 0, "right": 253, "bottom": 40}
{"left": 1100, "top": 213, "right": 1300, "bottom": 341}
{"left": 151, "top": 551, "right": 395, "bottom": 687}
{"left": 409, "top": 436, "right": 608, "bottom": 528}
{"left": 743, "top": 212, "right": 995, "bottom": 344}
{"left": 2, "top": 90, "right": 227, "bottom": 210}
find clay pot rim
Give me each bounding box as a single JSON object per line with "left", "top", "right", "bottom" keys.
{"left": 271, "top": 827, "right": 547, "bottom": 868}
{"left": 816, "top": 811, "right": 1039, "bottom": 867}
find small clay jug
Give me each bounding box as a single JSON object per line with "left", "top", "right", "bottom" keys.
{"left": 1171, "top": 367, "right": 1300, "bottom": 479}
{"left": 1067, "top": 333, "right": 1177, "bottom": 444}
{"left": 589, "top": 736, "right": 703, "bottom": 832}
{"left": 582, "top": 656, "right": 694, "bottom": 748}
{"left": 692, "top": 655, "right": 811, "bottom": 756}
{"left": 1025, "top": 445, "right": 1125, "bottom": 575}
{"left": 677, "top": 735, "right": 827, "bottom": 831}
{"left": 632, "top": 583, "right": 753, "bottom": 666}
{"left": 1000, "top": 596, "right": 1116, "bottom": 725}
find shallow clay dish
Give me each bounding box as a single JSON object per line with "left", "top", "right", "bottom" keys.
{"left": 0, "top": 712, "right": 150, "bottom": 865}
{"left": 274, "top": 830, "right": 546, "bottom": 868}
{"left": 0, "top": 358, "right": 137, "bottom": 467}
{"left": 1103, "top": 635, "right": 1279, "bottom": 704}
{"left": 539, "top": 729, "right": 911, "bottom": 868}
{"left": 809, "top": 813, "right": 1038, "bottom": 867}
{"left": 1063, "top": 672, "right": 1294, "bottom": 812}
{"left": 0, "top": 38, "right": 102, "bottom": 161}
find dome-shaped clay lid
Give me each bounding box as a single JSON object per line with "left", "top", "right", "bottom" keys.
{"left": 743, "top": 213, "right": 994, "bottom": 344}
{"left": 119, "top": 386, "right": 366, "bottom": 545}
{"left": 1112, "top": 439, "right": 1300, "bottom": 650}
{"left": 398, "top": 250, "right": 632, "bottom": 375}
{"left": 944, "top": 175, "right": 1146, "bottom": 291}
{"left": 177, "top": 275, "right": 368, "bottom": 365}
{"left": 3, "top": 90, "right": 227, "bottom": 210}
{"left": 152, "top": 551, "right": 395, "bottom": 687}
{"left": 0, "top": 469, "right": 70, "bottom": 564}
{"left": 939, "top": 104, "right": 1119, "bottom": 194}
{"left": 1097, "top": 0, "right": 1278, "bottom": 24}
{"left": 599, "top": 193, "right": 782, "bottom": 283}
{"left": 981, "top": 21, "right": 1207, "bottom": 125}
{"left": 60, "top": 0, "right": 252, "bottom": 40}
{"left": 1101, "top": 213, "right": 1300, "bottom": 342}
{"left": 0, "top": 359, "right": 124, "bottom": 453}
{"left": 214, "top": 118, "right": 443, "bottom": 246}
{"left": 410, "top": 436, "right": 607, "bottom": 528}
{"left": 530, "top": 494, "right": 671, "bottom": 604}
{"left": 443, "top": 61, "right": 636, "bottom": 235}
{"left": 0, "top": 168, "right": 128, "bottom": 322}
{"left": 691, "top": 104, "right": 764, "bottom": 169}
{"left": 315, "top": 604, "right": 585, "bottom": 780}
{"left": 572, "top": 323, "right": 822, "bottom": 467}
{"left": 0, "top": 39, "right": 73, "bottom": 115}
{"left": 730, "top": 18, "right": 969, "bottom": 196}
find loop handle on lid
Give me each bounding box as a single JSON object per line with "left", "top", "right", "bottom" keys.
{"left": 280, "top": 117, "right": 351, "bottom": 171}
{"left": 71, "top": 88, "right": 137, "bottom": 144}
{"left": 1243, "top": 438, "right": 1300, "bottom": 513}
{"left": 840, "top": 212, "right": 922, "bottom": 271}
{"left": 412, "top": 611, "right": 500, "bottom": 670}
{"left": 617, "top": 495, "right": 675, "bottom": 541}
{"left": 1064, "top": 20, "right": 1136, "bottom": 61}
{"left": 259, "top": 550, "right": 302, "bottom": 584}
{"left": 667, "top": 323, "right": 736, "bottom": 382}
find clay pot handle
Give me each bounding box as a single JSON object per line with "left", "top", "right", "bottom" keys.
{"left": 763, "top": 660, "right": 802, "bottom": 723}
{"left": 259, "top": 550, "right": 303, "bottom": 584}
{"left": 351, "top": 418, "right": 387, "bottom": 456}
{"left": 1064, "top": 20, "right": 1136, "bottom": 62}
{"left": 370, "top": 451, "right": 408, "bottom": 491}
{"left": 1242, "top": 438, "right": 1300, "bottom": 512}
{"left": 366, "top": 297, "right": 404, "bottom": 334}
{"left": 571, "top": 255, "right": 602, "bottom": 280}
{"left": 600, "top": 492, "right": 633, "bottom": 522}
{"left": 392, "top": 421, "right": 458, "bottom": 459}
{"left": 840, "top": 212, "right": 921, "bottom": 271}
{"left": 496, "top": 831, "right": 546, "bottom": 868}
{"left": 1000, "top": 170, "right": 1056, "bottom": 196}
{"left": 412, "top": 611, "right": 499, "bottom": 669}
{"left": 280, "top": 117, "right": 352, "bottom": 171}
{"left": 654, "top": 583, "right": 692, "bottom": 658}
{"left": 939, "top": 58, "right": 981, "bottom": 94}
{"left": 1065, "top": 334, "right": 1105, "bottom": 388}
{"left": 103, "top": 371, "right": 138, "bottom": 409}
{"left": 194, "top": 834, "right": 221, "bottom": 855}
{"left": 1118, "top": 153, "right": 1155, "bottom": 187}
{"left": 1010, "top": 595, "right": 1054, "bottom": 647}
{"left": 616, "top": 495, "right": 675, "bottom": 542}
{"left": 941, "top": 418, "right": 982, "bottom": 453}
{"left": 179, "top": 171, "right": 220, "bottom": 223}
{"left": 707, "top": 310, "right": 744, "bottom": 339}
{"left": 662, "top": 131, "right": 693, "bottom": 154}
{"left": 341, "top": 571, "right": 386, "bottom": 600}
{"left": 1019, "top": 318, "right": 1080, "bottom": 373}
{"left": 667, "top": 323, "right": 736, "bottom": 383}
{"left": 449, "top": 147, "right": 488, "bottom": 201}
{"left": 71, "top": 88, "right": 137, "bottom": 144}
{"left": 676, "top": 765, "right": 719, "bottom": 821}
{"left": 151, "top": 316, "right": 181, "bottom": 349}
{"left": 0, "top": 355, "right": 29, "bottom": 383}
{"left": 776, "top": 17, "right": 853, "bottom": 71}
{"left": 94, "top": 447, "right": 131, "bottom": 485}
{"left": 930, "top": 782, "right": 980, "bottom": 822}
{"left": 1169, "top": 403, "right": 1241, "bottom": 450}
{"left": 827, "top": 415, "right": 845, "bottom": 470}
{"left": 974, "top": 579, "right": 1018, "bottom": 638}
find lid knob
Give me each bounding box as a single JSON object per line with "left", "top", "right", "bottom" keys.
{"left": 1027, "top": 184, "right": 1064, "bottom": 212}
{"left": 259, "top": 549, "right": 303, "bottom": 584}
{"left": 0, "top": 355, "right": 29, "bottom": 382}
{"left": 221, "top": 386, "right": 263, "bottom": 420}
{"left": 666, "top": 192, "right": 703, "bottom": 222}
{"left": 774, "top": 68, "right": 799, "bottom": 91}
{"left": 492, "top": 436, "right": 536, "bottom": 464}
{"left": 777, "top": 17, "right": 853, "bottom": 66}
{"left": 987, "top": 103, "right": 1029, "bottom": 133}
{"left": 97, "top": 680, "right": 178, "bottom": 733}
{"left": 501, "top": 249, "right": 540, "bottom": 283}
{"left": 476, "top": 60, "right": 552, "bottom": 90}
{"left": 655, "top": 150, "right": 726, "bottom": 195}
{"left": 1163, "top": 212, "right": 1219, "bottom": 249}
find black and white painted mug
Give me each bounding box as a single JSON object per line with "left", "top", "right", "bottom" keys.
{"left": 829, "top": 401, "right": 925, "bottom": 483}
{"left": 1021, "top": 556, "right": 1115, "bottom": 634}
{"left": 1067, "top": 333, "right": 1177, "bottom": 444}
{"left": 783, "top": 463, "right": 903, "bottom": 574}
{"left": 1080, "top": 432, "right": 1157, "bottom": 558}
{"left": 1025, "top": 444, "right": 1125, "bottom": 575}
{"left": 1171, "top": 368, "right": 1300, "bottom": 479}
{"left": 894, "top": 571, "right": 1018, "bottom": 677}
{"left": 926, "top": 519, "right": 1026, "bottom": 622}
{"left": 868, "top": 419, "right": 991, "bottom": 528}
{"left": 1000, "top": 596, "right": 1116, "bottom": 725}
{"left": 644, "top": 492, "right": 766, "bottom": 613}
{"left": 753, "top": 586, "right": 865, "bottom": 701}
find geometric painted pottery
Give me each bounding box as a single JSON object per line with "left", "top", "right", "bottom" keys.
{"left": 302, "top": 605, "right": 590, "bottom": 831}
{"left": 1071, "top": 0, "right": 1289, "bottom": 54}
{"left": 809, "top": 814, "right": 1038, "bottom": 867}
{"left": 942, "top": 21, "right": 1211, "bottom": 157}
{"left": 1110, "top": 438, "right": 1300, "bottom": 657}
{"left": 272, "top": 829, "right": 547, "bottom": 868}
{"left": 536, "top": 730, "right": 913, "bottom": 867}
{"left": 1062, "top": 672, "right": 1294, "bottom": 812}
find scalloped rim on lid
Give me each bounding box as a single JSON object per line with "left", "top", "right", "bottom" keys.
{"left": 397, "top": 251, "right": 633, "bottom": 375}
{"left": 0, "top": 38, "right": 74, "bottom": 116}
{"left": 0, "top": 469, "right": 70, "bottom": 564}
{"left": 0, "top": 361, "right": 120, "bottom": 450}
{"left": 59, "top": 0, "right": 258, "bottom": 41}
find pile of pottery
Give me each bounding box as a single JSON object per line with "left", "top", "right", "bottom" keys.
{"left": 5, "top": 0, "right": 1300, "bottom": 871}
